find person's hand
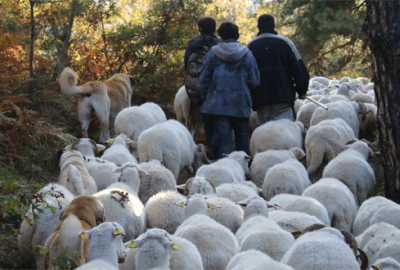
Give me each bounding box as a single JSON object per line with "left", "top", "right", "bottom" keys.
{"left": 298, "top": 94, "right": 308, "bottom": 100}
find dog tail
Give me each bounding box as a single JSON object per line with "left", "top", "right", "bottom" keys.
{"left": 59, "top": 67, "right": 95, "bottom": 95}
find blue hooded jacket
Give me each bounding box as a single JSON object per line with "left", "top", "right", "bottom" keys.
{"left": 199, "top": 39, "right": 260, "bottom": 118}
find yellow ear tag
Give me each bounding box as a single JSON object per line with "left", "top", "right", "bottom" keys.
{"left": 114, "top": 227, "right": 123, "bottom": 236}
{"left": 171, "top": 243, "right": 181, "bottom": 250}
{"left": 67, "top": 145, "right": 73, "bottom": 150}
{"left": 127, "top": 240, "right": 136, "bottom": 248}
{"left": 178, "top": 202, "right": 185, "bottom": 208}
{"left": 79, "top": 231, "right": 89, "bottom": 240}
{"left": 256, "top": 188, "right": 261, "bottom": 193}
{"left": 106, "top": 139, "right": 113, "bottom": 145}
{"left": 126, "top": 140, "right": 131, "bottom": 145}
{"left": 299, "top": 154, "right": 305, "bottom": 159}
{"left": 210, "top": 204, "right": 217, "bottom": 210}
{"left": 97, "top": 146, "right": 103, "bottom": 152}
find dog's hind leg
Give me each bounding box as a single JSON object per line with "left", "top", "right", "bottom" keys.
{"left": 91, "top": 94, "right": 110, "bottom": 143}
{"left": 77, "top": 97, "right": 92, "bottom": 138}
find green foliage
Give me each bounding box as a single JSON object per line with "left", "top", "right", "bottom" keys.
{"left": 276, "top": 0, "right": 370, "bottom": 78}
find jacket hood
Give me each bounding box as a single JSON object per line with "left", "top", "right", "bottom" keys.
{"left": 212, "top": 40, "right": 249, "bottom": 62}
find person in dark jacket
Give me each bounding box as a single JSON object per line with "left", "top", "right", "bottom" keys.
{"left": 247, "top": 14, "right": 309, "bottom": 125}
{"left": 184, "top": 16, "right": 220, "bottom": 159}
{"left": 200, "top": 21, "right": 260, "bottom": 158}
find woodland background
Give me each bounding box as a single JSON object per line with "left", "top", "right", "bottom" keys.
{"left": 0, "top": 0, "right": 382, "bottom": 268}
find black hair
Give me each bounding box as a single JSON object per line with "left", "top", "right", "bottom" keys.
{"left": 217, "top": 21, "right": 239, "bottom": 40}
{"left": 198, "top": 16, "right": 216, "bottom": 34}
{"left": 257, "top": 14, "right": 275, "bottom": 30}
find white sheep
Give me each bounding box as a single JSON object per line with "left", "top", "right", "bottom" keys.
{"left": 44, "top": 195, "right": 106, "bottom": 268}
{"left": 66, "top": 138, "right": 106, "bottom": 157}
{"left": 322, "top": 140, "right": 375, "bottom": 207}
{"left": 125, "top": 228, "right": 180, "bottom": 270}
{"left": 310, "top": 100, "right": 360, "bottom": 138}
{"left": 93, "top": 192, "right": 146, "bottom": 242}
{"left": 178, "top": 177, "right": 244, "bottom": 233}
{"left": 137, "top": 159, "right": 176, "bottom": 204}
{"left": 18, "top": 183, "right": 74, "bottom": 269}
{"left": 174, "top": 194, "right": 240, "bottom": 270}
{"left": 119, "top": 234, "right": 204, "bottom": 270}
{"left": 305, "top": 118, "right": 357, "bottom": 182}
{"left": 302, "top": 178, "right": 358, "bottom": 231}
{"left": 173, "top": 85, "right": 203, "bottom": 139}
{"left": 215, "top": 181, "right": 261, "bottom": 203}
{"left": 281, "top": 227, "right": 363, "bottom": 270}
{"left": 84, "top": 156, "right": 120, "bottom": 191}
{"left": 250, "top": 119, "right": 305, "bottom": 157}
{"left": 262, "top": 159, "right": 311, "bottom": 200}
{"left": 144, "top": 190, "right": 186, "bottom": 234}
{"left": 269, "top": 193, "right": 330, "bottom": 226}
{"left": 226, "top": 250, "right": 294, "bottom": 270}
{"left": 352, "top": 196, "right": 400, "bottom": 236}
{"left": 93, "top": 166, "right": 147, "bottom": 241}
{"left": 195, "top": 151, "right": 251, "bottom": 186}
{"left": 268, "top": 210, "right": 323, "bottom": 233}
{"left": 107, "top": 162, "right": 148, "bottom": 195}
{"left": 235, "top": 196, "right": 294, "bottom": 261}
{"left": 310, "top": 76, "right": 330, "bottom": 87}
{"left": 101, "top": 134, "right": 138, "bottom": 166}
{"left": 114, "top": 102, "right": 167, "bottom": 157}
{"left": 250, "top": 147, "right": 305, "bottom": 189}
{"left": 370, "top": 257, "right": 400, "bottom": 270}
{"left": 138, "top": 119, "right": 209, "bottom": 180}
{"left": 58, "top": 150, "right": 97, "bottom": 196}
{"left": 75, "top": 222, "right": 127, "bottom": 270}
{"left": 356, "top": 222, "right": 400, "bottom": 269}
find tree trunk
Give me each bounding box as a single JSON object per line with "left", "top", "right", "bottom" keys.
{"left": 29, "top": 1, "right": 35, "bottom": 78}
{"left": 52, "top": 0, "right": 79, "bottom": 81}
{"left": 366, "top": 1, "right": 400, "bottom": 202}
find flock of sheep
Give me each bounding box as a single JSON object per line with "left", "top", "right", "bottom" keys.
{"left": 16, "top": 74, "right": 400, "bottom": 270}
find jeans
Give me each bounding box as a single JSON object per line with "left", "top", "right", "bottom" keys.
{"left": 213, "top": 115, "right": 250, "bottom": 159}
{"left": 256, "top": 103, "right": 293, "bottom": 126}
{"left": 202, "top": 113, "right": 219, "bottom": 159}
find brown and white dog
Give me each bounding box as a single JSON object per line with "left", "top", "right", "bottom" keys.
{"left": 59, "top": 67, "right": 135, "bottom": 143}
{"left": 44, "top": 195, "right": 106, "bottom": 269}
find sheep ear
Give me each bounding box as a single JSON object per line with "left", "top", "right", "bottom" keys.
{"left": 236, "top": 200, "right": 248, "bottom": 206}
{"left": 207, "top": 201, "right": 220, "bottom": 210}
{"left": 265, "top": 201, "right": 280, "bottom": 210}
{"left": 79, "top": 230, "right": 90, "bottom": 240}
{"left": 244, "top": 155, "right": 251, "bottom": 160}
{"left": 138, "top": 169, "right": 149, "bottom": 177}
{"left": 65, "top": 145, "right": 73, "bottom": 150}
{"left": 222, "top": 153, "right": 229, "bottom": 157}
{"left": 176, "top": 184, "right": 186, "bottom": 190}
{"left": 171, "top": 243, "right": 181, "bottom": 250}
{"left": 106, "top": 139, "right": 114, "bottom": 145}
{"left": 176, "top": 200, "right": 186, "bottom": 208}
{"left": 112, "top": 167, "right": 123, "bottom": 173}
{"left": 125, "top": 240, "right": 136, "bottom": 249}
{"left": 114, "top": 227, "right": 123, "bottom": 236}
{"left": 97, "top": 144, "right": 106, "bottom": 152}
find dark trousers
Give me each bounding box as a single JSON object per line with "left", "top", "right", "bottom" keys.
{"left": 213, "top": 115, "right": 250, "bottom": 159}
{"left": 202, "top": 113, "right": 219, "bottom": 159}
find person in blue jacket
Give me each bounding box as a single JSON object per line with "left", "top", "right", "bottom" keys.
{"left": 200, "top": 21, "right": 260, "bottom": 159}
